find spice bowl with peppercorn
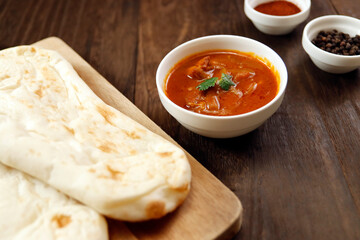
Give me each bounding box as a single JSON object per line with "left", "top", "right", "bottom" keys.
{"left": 302, "top": 15, "right": 360, "bottom": 74}
{"left": 244, "top": 0, "right": 311, "bottom": 35}
{"left": 156, "top": 35, "right": 288, "bottom": 138}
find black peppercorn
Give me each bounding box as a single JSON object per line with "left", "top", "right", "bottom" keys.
{"left": 312, "top": 29, "right": 360, "bottom": 56}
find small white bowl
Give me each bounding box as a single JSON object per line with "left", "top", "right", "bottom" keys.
{"left": 156, "top": 35, "right": 288, "bottom": 138}
{"left": 244, "top": 0, "right": 311, "bottom": 35}
{"left": 302, "top": 15, "right": 360, "bottom": 74}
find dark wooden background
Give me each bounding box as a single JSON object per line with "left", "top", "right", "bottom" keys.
{"left": 1, "top": 0, "right": 359, "bottom": 239}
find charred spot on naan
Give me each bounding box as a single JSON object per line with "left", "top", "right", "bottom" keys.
{"left": 51, "top": 214, "right": 72, "bottom": 228}
{"left": 16, "top": 47, "right": 31, "bottom": 56}
{"left": 0, "top": 74, "right": 11, "bottom": 81}
{"left": 157, "top": 152, "right": 173, "bottom": 158}
{"left": 121, "top": 129, "right": 141, "bottom": 140}
{"left": 95, "top": 165, "right": 124, "bottom": 180}
{"left": 145, "top": 201, "right": 166, "bottom": 219}
{"left": 41, "top": 66, "right": 58, "bottom": 83}
{"left": 72, "top": 84, "right": 78, "bottom": 92}
{"left": 98, "top": 144, "right": 113, "bottom": 153}
{"left": 172, "top": 182, "right": 190, "bottom": 193}
{"left": 96, "top": 104, "right": 116, "bottom": 126}
{"left": 28, "top": 148, "right": 42, "bottom": 157}
{"left": 38, "top": 66, "right": 67, "bottom": 96}
{"left": 135, "top": 127, "right": 146, "bottom": 134}
{"left": 106, "top": 165, "right": 124, "bottom": 180}
{"left": 97, "top": 141, "right": 118, "bottom": 153}
{"left": 129, "top": 149, "right": 138, "bottom": 155}
{"left": 96, "top": 136, "right": 135, "bottom": 155}
{"left": 34, "top": 87, "right": 43, "bottom": 98}
{"left": 62, "top": 125, "right": 75, "bottom": 135}
{"left": 18, "top": 99, "right": 34, "bottom": 108}
{"left": 96, "top": 105, "right": 142, "bottom": 140}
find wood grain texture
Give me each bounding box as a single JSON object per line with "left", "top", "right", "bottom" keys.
{"left": 1, "top": 0, "right": 360, "bottom": 239}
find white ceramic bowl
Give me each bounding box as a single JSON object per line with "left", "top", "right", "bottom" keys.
{"left": 156, "top": 35, "right": 288, "bottom": 138}
{"left": 302, "top": 15, "right": 360, "bottom": 74}
{"left": 244, "top": 0, "right": 311, "bottom": 35}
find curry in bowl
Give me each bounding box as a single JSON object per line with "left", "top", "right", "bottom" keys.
{"left": 164, "top": 50, "right": 279, "bottom": 116}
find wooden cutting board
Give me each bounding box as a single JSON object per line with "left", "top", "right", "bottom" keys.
{"left": 33, "top": 37, "right": 243, "bottom": 240}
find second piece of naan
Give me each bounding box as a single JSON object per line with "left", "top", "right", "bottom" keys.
{"left": 0, "top": 163, "right": 108, "bottom": 240}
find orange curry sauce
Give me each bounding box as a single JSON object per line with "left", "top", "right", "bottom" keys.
{"left": 165, "top": 50, "right": 278, "bottom": 116}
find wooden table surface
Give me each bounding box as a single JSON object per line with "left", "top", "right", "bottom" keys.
{"left": 1, "top": 0, "right": 359, "bottom": 239}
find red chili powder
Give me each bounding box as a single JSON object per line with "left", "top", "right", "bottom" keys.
{"left": 254, "top": 1, "right": 301, "bottom": 16}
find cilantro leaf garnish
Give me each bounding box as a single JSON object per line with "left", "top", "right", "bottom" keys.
{"left": 219, "top": 73, "right": 235, "bottom": 91}
{"left": 196, "top": 77, "right": 218, "bottom": 91}
{"left": 196, "top": 74, "right": 235, "bottom": 91}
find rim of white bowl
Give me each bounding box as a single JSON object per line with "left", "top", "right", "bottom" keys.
{"left": 302, "top": 15, "right": 360, "bottom": 64}
{"left": 156, "top": 35, "right": 288, "bottom": 120}
{"left": 244, "top": 0, "right": 311, "bottom": 23}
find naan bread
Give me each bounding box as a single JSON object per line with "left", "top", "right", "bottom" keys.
{"left": 0, "top": 163, "right": 108, "bottom": 240}
{"left": 0, "top": 46, "right": 191, "bottom": 221}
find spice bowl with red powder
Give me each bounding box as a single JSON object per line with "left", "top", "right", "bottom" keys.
{"left": 302, "top": 15, "right": 360, "bottom": 74}
{"left": 244, "top": 0, "right": 311, "bottom": 35}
